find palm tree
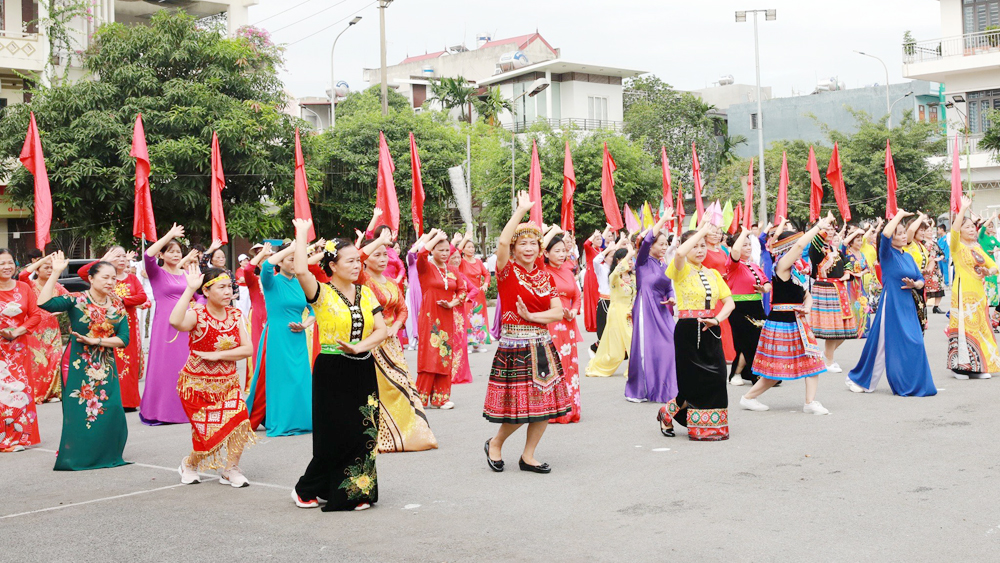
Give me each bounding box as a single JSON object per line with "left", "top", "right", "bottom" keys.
{"left": 476, "top": 87, "right": 514, "bottom": 126}
{"left": 429, "top": 76, "right": 477, "bottom": 122}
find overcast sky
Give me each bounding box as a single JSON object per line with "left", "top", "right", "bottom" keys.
{"left": 248, "top": 0, "right": 944, "bottom": 99}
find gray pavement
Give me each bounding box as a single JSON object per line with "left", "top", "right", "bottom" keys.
{"left": 2, "top": 303, "right": 999, "bottom": 562}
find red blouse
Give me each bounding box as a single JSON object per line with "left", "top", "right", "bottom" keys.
{"left": 725, "top": 255, "right": 769, "bottom": 296}
{"left": 545, "top": 261, "right": 580, "bottom": 312}
{"left": 498, "top": 260, "right": 555, "bottom": 329}
{"left": 358, "top": 249, "right": 408, "bottom": 328}
{"left": 703, "top": 247, "right": 729, "bottom": 277}
{"left": 458, "top": 257, "right": 490, "bottom": 291}
{"left": 181, "top": 305, "right": 243, "bottom": 379}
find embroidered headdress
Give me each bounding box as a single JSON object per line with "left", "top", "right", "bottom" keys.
{"left": 512, "top": 222, "right": 542, "bottom": 244}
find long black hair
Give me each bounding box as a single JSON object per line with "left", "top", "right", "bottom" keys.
{"left": 609, "top": 248, "right": 629, "bottom": 274}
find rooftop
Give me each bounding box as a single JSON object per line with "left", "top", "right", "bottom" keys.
{"left": 396, "top": 32, "right": 557, "bottom": 66}
{"left": 399, "top": 50, "right": 449, "bottom": 65}
{"left": 478, "top": 59, "right": 646, "bottom": 86}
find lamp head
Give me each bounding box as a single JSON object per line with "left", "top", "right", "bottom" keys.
{"left": 765, "top": 9, "right": 776, "bottom": 20}
{"left": 350, "top": 16, "right": 362, "bottom": 25}
{"left": 735, "top": 11, "right": 747, "bottom": 22}
{"left": 528, "top": 77, "right": 550, "bottom": 97}
{"left": 952, "top": 94, "right": 966, "bottom": 103}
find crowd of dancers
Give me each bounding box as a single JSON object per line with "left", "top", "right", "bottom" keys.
{"left": 2, "top": 188, "right": 997, "bottom": 511}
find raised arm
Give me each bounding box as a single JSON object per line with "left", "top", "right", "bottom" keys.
{"left": 884, "top": 209, "right": 914, "bottom": 240}
{"left": 146, "top": 223, "right": 185, "bottom": 257}
{"left": 293, "top": 219, "right": 318, "bottom": 301}
{"left": 777, "top": 215, "right": 832, "bottom": 277}
{"left": 169, "top": 263, "right": 202, "bottom": 333}
{"left": 250, "top": 243, "right": 272, "bottom": 267}
{"left": 496, "top": 190, "right": 534, "bottom": 272}
{"left": 729, "top": 227, "right": 751, "bottom": 262}
{"left": 361, "top": 228, "right": 394, "bottom": 260}
{"left": 266, "top": 242, "right": 295, "bottom": 266}
{"left": 905, "top": 212, "right": 927, "bottom": 244}
{"left": 38, "top": 252, "right": 68, "bottom": 306}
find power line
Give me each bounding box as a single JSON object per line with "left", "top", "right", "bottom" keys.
{"left": 269, "top": 0, "right": 354, "bottom": 34}
{"left": 288, "top": 1, "right": 376, "bottom": 46}
{"left": 251, "top": 0, "right": 321, "bottom": 25}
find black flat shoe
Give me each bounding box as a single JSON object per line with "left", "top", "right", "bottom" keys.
{"left": 656, "top": 406, "right": 675, "bottom": 437}
{"left": 518, "top": 457, "right": 551, "bottom": 473}
{"left": 485, "top": 439, "right": 504, "bottom": 472}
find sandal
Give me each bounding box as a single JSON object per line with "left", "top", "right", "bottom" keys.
{"left": 656, "top": 406, "right": 675, "bottom": 437}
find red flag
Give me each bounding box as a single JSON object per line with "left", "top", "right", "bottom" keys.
{"left": 661, "top": 146, "right": 673, "bottom": 210}
{"left": 807, "top": 145, "right": 823, "bottom": 222}
{"left": 675, "top": 187, "right": 685, "bottom": 235}
{"left": 528, "top": 139, "right": 543, "bottom": 226}
{"left": 951, "top": 136, "right": 962, "bottom": 216}
{"left": 729, "top": 201, "right": 742, "bottom": 235}
{"left": 885, "top": 139, "right": 899, "bottom": 220}
{"left": 19, "top": 112, "right": 51, "bottom": 251}
{"left": 209, "top": 131, "right": 228, "bottom": 244}
{"left": 826, "top": 141, "right": 851, "bottom": 222}
{"left": 409, "top": 132, "right": 425, "bottom": 236}
{"left": 562, "top": 141, "right": 576, "bottom": 232}
{"left": 130, "top": 114, "right": 156, "bottom": 241}
{"left": 293, "top": 128, "right": 316, "bottom": 240}
{"left": 743, "top": 158, "right": 754, "bottom": 230}
{"left": 375, "top": 131, "right": 399, "bottom": 232}
{"left": 692, "top": 142, "right": 705, "bottom": 221}
{"left": 601, "top": 142, "right": 623, "bottom": 230}
{"left": 776, "top": 151, "right": 789, "bottom": 222}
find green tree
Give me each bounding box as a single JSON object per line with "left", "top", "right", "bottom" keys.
{"left": 623, "top": 75, "right": 723, "bottom": 186}
{"left": 0, "top": 12, "right": 307, "bottom": 245}
{"left": 981, "top": 109, "right": 1000, "bottom": 160}
{"left": 711, "top": 109, "right": 949, "bottom": 226}
{"left": 428, "top": 76, "right": 477, "bottom": 122}
{"left": 474, "top": 87, "right": 513, "bottom": 126}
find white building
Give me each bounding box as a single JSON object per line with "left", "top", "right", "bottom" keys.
{"left": 902, "top": 0, "right": 1000, "bottom": 209}
{"left": 0, "top": 0, "right": 256, "bottom": 249}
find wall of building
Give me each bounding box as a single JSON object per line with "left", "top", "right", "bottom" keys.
{"left": 728, "top": 81, "right": 937, "bottom": 158}
{"left": 692, "top": 84, "right": 773, "bottom": 112}
{"left": 371, "top": 40, "right": 558, "bottom": 88}
{"left": 941, "top": 0, "right": 963, "bottom": 37}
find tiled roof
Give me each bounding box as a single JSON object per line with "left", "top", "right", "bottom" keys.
{"left": 400, "top": 51, "right": 448, "bottom": 64}
{"left": 480, "top": 33, "right": 557, "bottom": 55}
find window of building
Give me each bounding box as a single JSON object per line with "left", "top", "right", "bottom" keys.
{"left": 967, "top": 89, "right": 1000, "bottom": 133}
{"left": 919, "top": 105, "right": 926, "bottom": 121}
{"left": 964, "top": 0, "right": 1000, "bottom": 34}
{"left": 588, "top": 96, "right": 608, "bottom": 121}
{"left": 750, "top": 113, "right": 759, "bottom": 129}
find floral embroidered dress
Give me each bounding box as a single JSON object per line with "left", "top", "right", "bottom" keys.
{"left": 546, "top": 260, "right": 583, "bottom": 423}
{"left": 26, "top": 279, "right": 67, "bottom": 403}
{"left": 295, "top": 283, "right": 382, "bottom": 512}
{"left": 948, "top": 229, "right": 1000, "bottom": 375}
{"left": 415, "top": 249, "right": 467, "bottom": 407}
{"left": 0, "top": 281, "right": 43, "bottom": 452}
{"left": 79, "top": 262, "right": 148, "bottom": 408}
{"left": 843, "top": 249, "right": 872, "bottom": 337}
{"left": 459, "top": 256, "right": 491, "bottom": 346}
{"left": 39, "top": 292, "right": 130, "bottom": 470}
{"left": 177, "top": 305, "right": 254, "bottom": 469}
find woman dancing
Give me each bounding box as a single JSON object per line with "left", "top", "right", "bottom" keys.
{"left": 544, "top": 228, "right": 583, "bottom": 423}
{"left": 726, "top": 227, "right": 771, "bottom": 386}
{"left": 22, "top": 253, "right": 67, "bottom": 404}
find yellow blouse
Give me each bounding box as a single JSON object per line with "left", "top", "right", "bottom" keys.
{"left": 904, "top": 242, "right": 928, "bottom": 271}
{"left": 860, "top": 241, "right": 877, "bottom": 269}
{"left": 310, "top": 283, "right": 382, "bottom": 354}
{"left": 666, "top": 260, "right": 731, "bottom": 311}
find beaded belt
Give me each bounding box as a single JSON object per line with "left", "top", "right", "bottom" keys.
{"left": 677, "top": 309, "right": 714, "bottom": 319}
{"left": 732, "top": 294, "right": 762, "bottom": 302}
{"left": 500, "top": 324, "right": 548, "bottom": 339}
{"left": 771, "top": 303, "right": 798, "bottom": 312}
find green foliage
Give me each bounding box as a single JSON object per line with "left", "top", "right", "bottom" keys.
{"left": 711, "top": 109, "right": 949, "bottom": 226}
{"left": 474, "top": 87, "right": 513, "bottom": 126}
{"left": 982, "top": 109, "right": 1000, "bottom": 160}
{"left": 428, "top": 76, "right": 477, "bottom": 122}
{"left": 476, "top": 122, "right": 659, "bottom": 239}
{"left": 623, "top": 75, "right": 723, "bottom": 184}
{"left": 0, "top": 11, "right": 306, "bottom": 246}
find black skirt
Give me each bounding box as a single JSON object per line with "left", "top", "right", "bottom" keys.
{"left": 295, "top": 352, "right": 379, "bottom": 511}
{"left": 729, "top": 300, "right": 765, "bottom": 383}
{"left": 672, "top": 319, "right": 729, "bottom": 435}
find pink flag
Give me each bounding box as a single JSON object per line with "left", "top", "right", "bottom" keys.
{"left": 692, "top": 142, "right": 704, "bottom": 221}
{"left": 19, "top": 112, "right": 51, "bottom": 251}
{"left": 375, "top": 131, "right": 399, "bottom": 232}
{"left": 294, "top": 128, "right": 315, "bottom": 240}
{"left": 601, "top": 143, "right": 623, "bottom": 230}
{"left": 776, "top": 151, "right": 789, "bottom": 222}
{"left": 410, "top": 132, "right": 425, "bottom": 236}
{"left": 210, "top": 131, "right": 228, "bottom": 244}
{"left": 131, "top": 114, "right": 156, "bottom": 241}
{"left": 885, "top": 139, "right": 899, "bottom": 219}
{"left": 624, "top": 203, "right": 639, "bottom": 232}
{"left": 528, "top": 139, "right": 543, "bottom": 226}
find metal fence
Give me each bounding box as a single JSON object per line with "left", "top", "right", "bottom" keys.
{"left": 503, "top": 118, "right": 625, "bottom": 133}
{"left": 903, "top": 29, "right": 1000, "bottom": 64}
{"left": 946, "top": 134, "right": 988, "bottom": 156}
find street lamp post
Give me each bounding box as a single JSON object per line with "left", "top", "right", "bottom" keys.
{"left": 946, "top": 98, "right": 974, "bottom": 193}
{"left": 330, "top": 16, "right": 362, "bottom": 129}
{"left": 378, "top": 0, "right": 393, "bottom": 116}
{"left": 888, "top": 92, "right": 914, "bottom": 125}
{"left": 509, "top": 78, "right": 551, "bottom": 209}
{"left": 855, "top": 51, "right": 892, "bottom": 127}
{"left": 737, "top": 8, "right": 775, "bottom": 224}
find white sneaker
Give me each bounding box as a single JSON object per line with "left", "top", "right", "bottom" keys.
{"left": 624, "top": 397, "right": 646, "bottom": 403}
{"left": 354, "top": 503, "right": 372, "bottom": 511}
{"left": 825, "top": 362, "right": 843, "bottom": 373}
{"left": 729, "top": 377, "right": 746, "bottom": 386}
{"left": 8, "top": 445, "right": 26, "bottom": 452}
{"left": 969, "top": 373, "right": 992, "bottom": 379}
{"left": 845, "top": 378, "right": 866, "bottom": 393}
{"left": 219, "top": 466, "right": 250, "bottom": 488}
{"left": 953, "top": 373, "right": 970, "bottom": 380}
{"left": 440, "top": 401, "right": 455, "bottom": 410}
{"left": 291, "top": 489, "right": 319, "bottom": 509}
{"left": 740, "top": 396, "right": 770, "bottom": 412}
{"left": 178, "top": 458, "right": 200, "bottom": 484}
{"left": 803, "top": 401, "right": 830, "bottom": 415}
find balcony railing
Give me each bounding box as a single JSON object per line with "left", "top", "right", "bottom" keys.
{"left": 903, "top": 29, "right": 1000, "bottom": 64}
{"left": 504, "top": 117, "right": 624, "bottom": 133}
{"left": 0, "top": 31, "right": 44, "bottom": 71}
{"left": 947, "top": 134, "right": 988, "bottom": 156}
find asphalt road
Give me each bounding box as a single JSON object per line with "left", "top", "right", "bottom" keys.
{"left": 3, "top": 302, "right": 999, "bottom": 562}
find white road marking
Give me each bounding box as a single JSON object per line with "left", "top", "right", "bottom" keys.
{"left": 651, "top": 448, "right": 670, "bottom": 452}
{"left": 0, "top": 483, "right": 185, "bottom": 519}
{"left": 403, "top": 504, "right": 421, "bottom": 509}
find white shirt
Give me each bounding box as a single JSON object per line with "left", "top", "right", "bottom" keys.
{"left": 485, "top": 253, "right": 498, "bottom": 274}
{"left": 750, "top": 236, "right": 762, "bottom": 265}
{"left": 593, "top": 253, "right": 611, "bottom": 296}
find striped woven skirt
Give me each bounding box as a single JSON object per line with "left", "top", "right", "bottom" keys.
{"left": 483, "top": 326, "right": 572, "bottom": 424}
{"left": 810, "top": 282, "right": 858, "bottom": 340}
{"left": 752, "top": 320, "right": 827, "bottom": 381}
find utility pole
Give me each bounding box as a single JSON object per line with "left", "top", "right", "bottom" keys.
{"left": 737, "top": 9, "right": 775, "bottom": 224}
{"left": 379, "top": 1, "right": 391, "bottom": 116}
